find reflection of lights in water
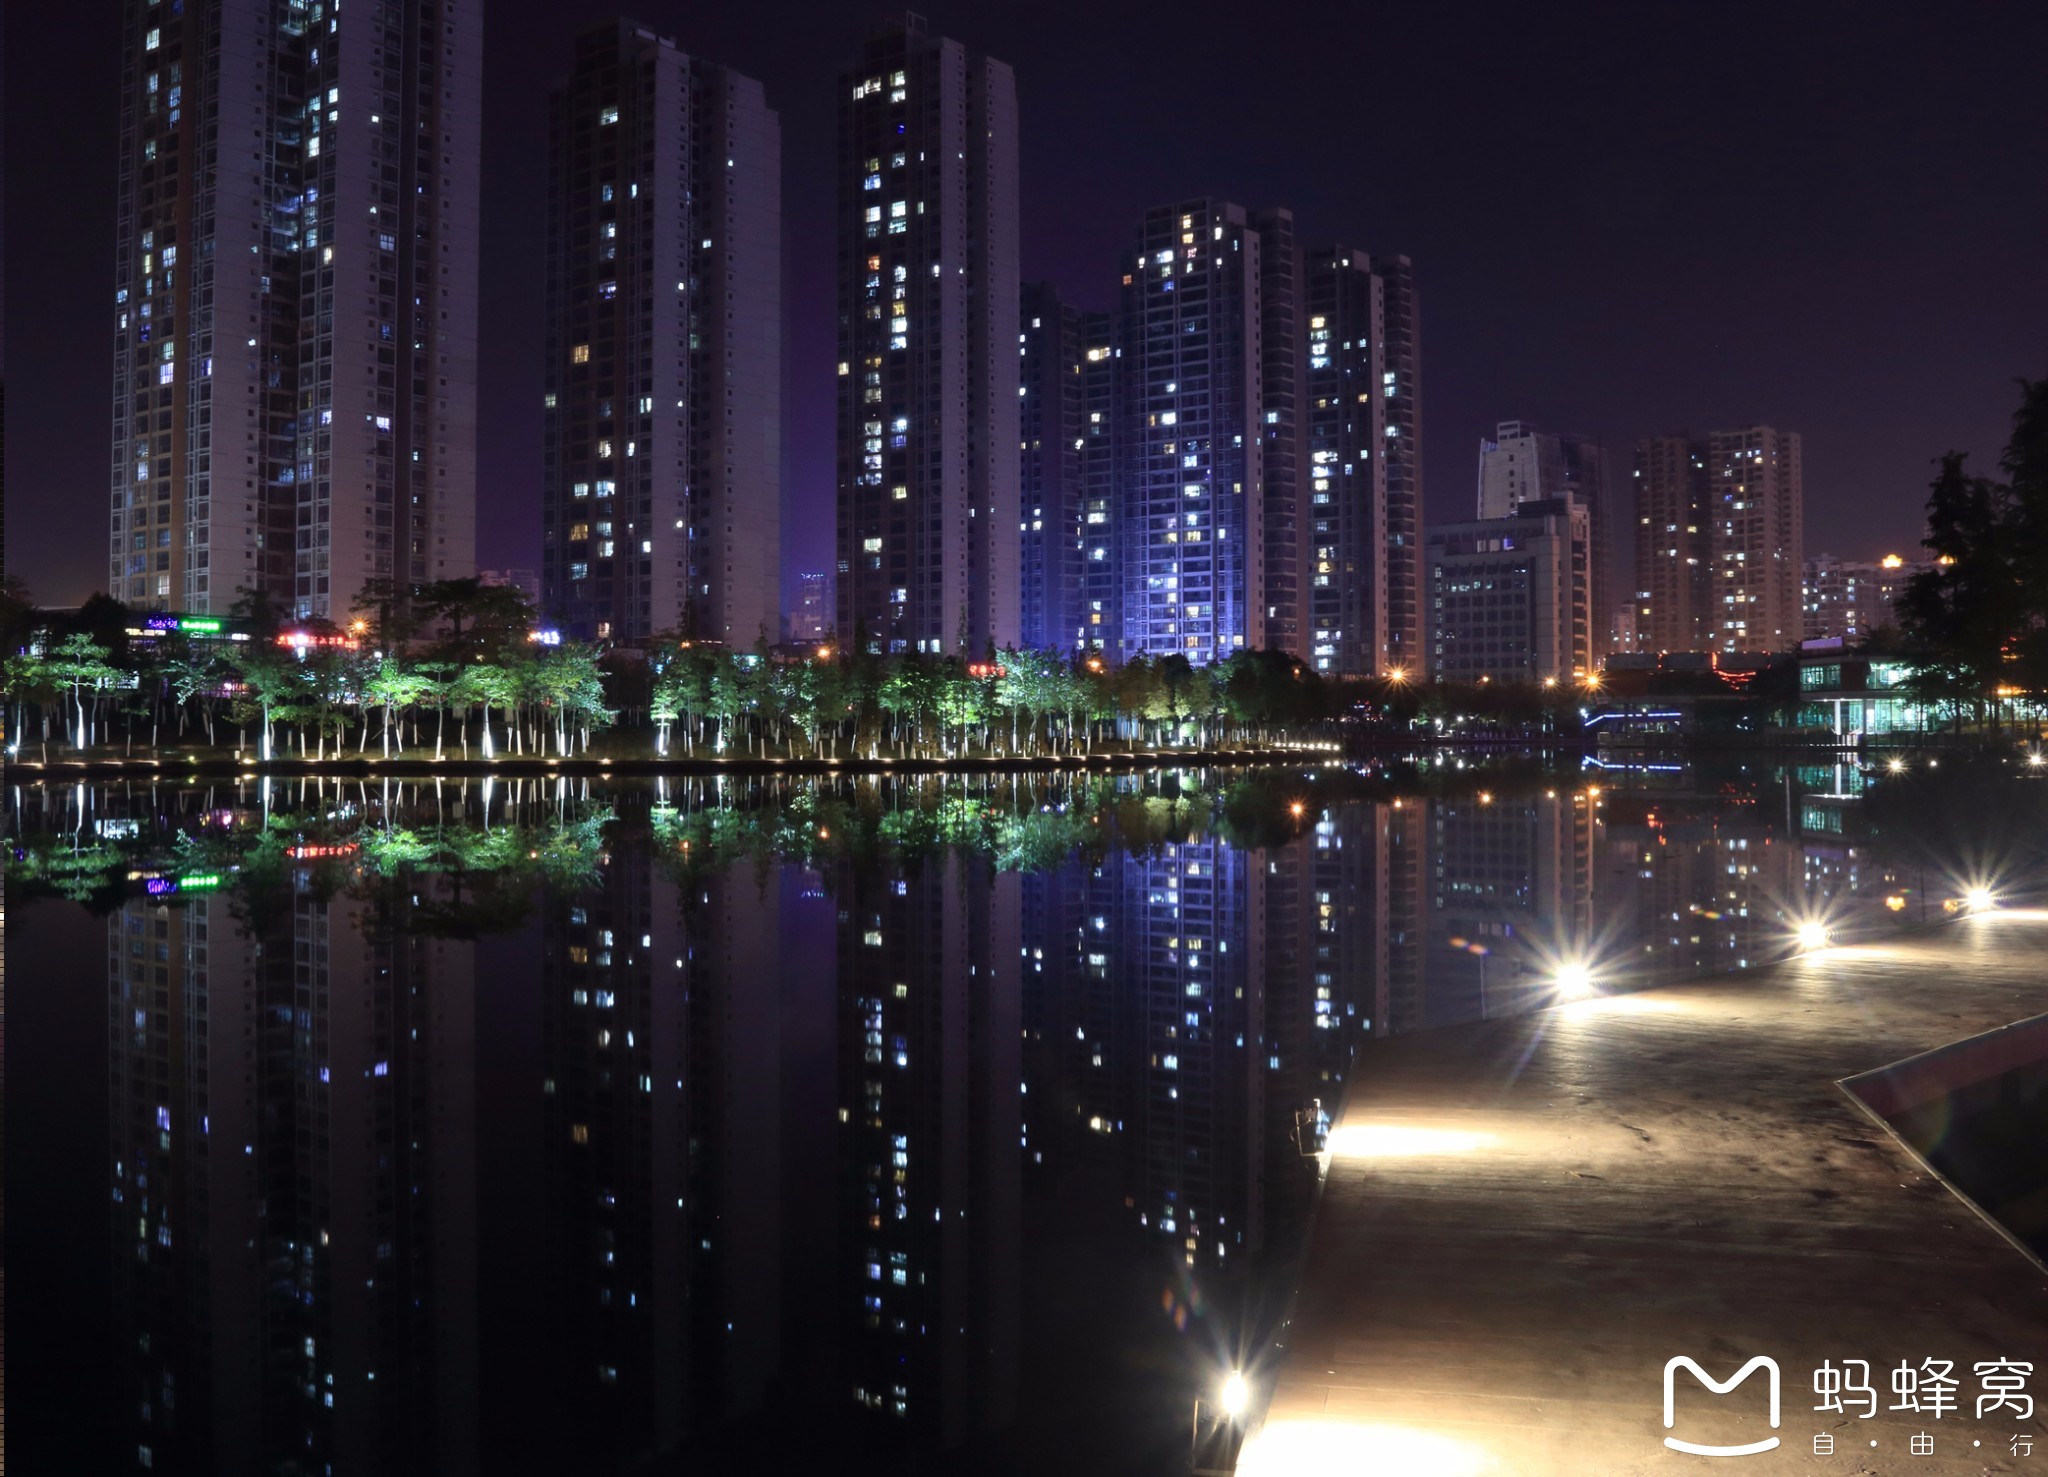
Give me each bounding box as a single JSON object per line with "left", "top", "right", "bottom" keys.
{"left": 1324, "top": 1124, "right": 1494, "bottom": 1159}
{"left": 1237, "top": 1421, "right": 1495, "bottom": 1477}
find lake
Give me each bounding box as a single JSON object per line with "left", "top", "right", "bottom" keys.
{"left": 8, "top": 753, "right": 2041, "bottom": 1475}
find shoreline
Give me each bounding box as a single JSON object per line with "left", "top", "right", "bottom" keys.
{"left": 1, "top": 743, "right": 1354, "bottom": 781}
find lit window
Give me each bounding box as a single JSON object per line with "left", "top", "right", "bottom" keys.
{"left": 572, "top": 344, "right": 589, "bottom": 364}
{"left": 599, "top": 106, "right": 619, "bottom": 125}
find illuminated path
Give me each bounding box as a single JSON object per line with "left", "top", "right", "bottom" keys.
{"left": 1248, "top": 911, "right": 2048, "bottom": 1475}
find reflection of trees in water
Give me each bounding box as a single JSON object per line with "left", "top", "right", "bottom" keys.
{"left": 4, "top": 762, "right": 1595, "bottom": 925}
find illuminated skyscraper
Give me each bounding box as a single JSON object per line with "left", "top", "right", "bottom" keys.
{"left": 1118, "top": 199, "right": 1292, "bottom": 663}
{"left": 1019, "top": 287, "right": 1118, "bottom": 654}
{"left": 1303, "top": 247, "right": 1389, "bottom": 675}
{"left": 1374, "top": 255, "right": 1425, "bottom": 675}
{"left": 109, "top": 0, "right": 482, "bottom": 617}
{"left": 1634, "top": 427, "right": 1803, "bottom": 655}
{"left": 1632, "top": 434, "right": 1711, "bottom": 654}
{"left": 541, "top": 20, "right": 781, "bottom": 644}
{"left": 836, "top": 16, "right": 1019, "bottom": 656}
{"left": 1018, "top": 283, "right": 1084, "bottom": 652}
{"left": 1707, "top": 425, "right": 1804, "bottom": 653}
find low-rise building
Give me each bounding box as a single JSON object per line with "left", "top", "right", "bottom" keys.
{"left": 1425, "top": 497, "right": 1591, "bottom": 684}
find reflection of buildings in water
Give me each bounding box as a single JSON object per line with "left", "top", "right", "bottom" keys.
{"left": 1384, "top": 799, "right": 1428, "bottom": 1035}
{"left": 1019, "top": 817, "right": 1383, "bottom": 1280}
{"left": 107, "top": 881, "right": 478, "bottom": 1477}
{"left": 1121, "top": 838, "right": 1265, "bottom": 1269}
{"left": 1597, "top": 794, "right": 1799, "bottom": 982}
{"left": 537, "top": 852, "right": 788, "bottom": 1464}
{"left": 538, "top": 850, "right": 690, "bottom": 1462}
{"left": 833, "top": 854, "right": 1022, "bottom": 1452}
{"left": 1020, "top": 862, "right": 1131, "bottom": 1175}
{"left": 1427, "top": 791, "right": 1592, "bottom": 1025}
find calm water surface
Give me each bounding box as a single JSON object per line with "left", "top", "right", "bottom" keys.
{"left": 8, "top": 755, "right": 2040, "bottom": 1475}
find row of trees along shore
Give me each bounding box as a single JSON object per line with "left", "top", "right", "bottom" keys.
{"left": 0, "top": 576, "right": 1603, "bottom": 762}
{"left": 5, "top": 374, "right": 2035, "bottom": 763}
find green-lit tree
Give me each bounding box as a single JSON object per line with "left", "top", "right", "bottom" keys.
{"left": 47, "top": 633, "right": 118, "bottom": 750}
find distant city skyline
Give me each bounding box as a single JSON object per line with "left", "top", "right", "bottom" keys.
{"left": 7, "top": 2, "right": 2043, "bottom": 623}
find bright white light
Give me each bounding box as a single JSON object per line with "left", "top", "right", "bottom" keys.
{"left": 2029, "top": 751, "right": 2045, "bottom": 768}
{"left": 1966, "top": 887, "right": 1996, "bottom": 911}
{"left": 1554, "top": 960, "right": 1594, "bottom": 997}
{"left": 1325, "top": 1124, "right": 1494, "bottom": 1159}
{"left": 1796, "top": 920, "right": 1830, "bottom": 951}
{"left": 1887, "top": 758, "right": 1906, "bottom": 773}
{"left": 1236, "top": 1420, "right": 1495, "bottom": 1477}
{"left": 1221, "top": 1370, "right": 1250, "bottom": 1420}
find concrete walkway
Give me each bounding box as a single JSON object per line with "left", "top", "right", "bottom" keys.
{"left": 1249, "top": 911, "right": 2048, "bottom": 1476}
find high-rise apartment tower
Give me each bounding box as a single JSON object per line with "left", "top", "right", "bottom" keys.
{"left": 111, "top": 0, "right": 482, "bottom": 617}
{"left": 541, "top": 20, "right": 780, "bottom": 645}
{"left": 836, "top": 16, "right": 1019, "bottom": 656}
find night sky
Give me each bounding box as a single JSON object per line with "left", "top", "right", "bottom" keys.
{"left": 6, "top": 1, "right": 2046, "bottom": 610}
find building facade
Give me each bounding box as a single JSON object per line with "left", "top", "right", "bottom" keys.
{"left": 1632, "top": 434, "right": 1711, "bottom": 654}
{"left": 1076, "top": 312, "right": 1120, "bottom": 655}
{"left": 110, "top": 0, "right": 482, "bottom": 618}
{"left": 1707, "top": 426, "right": 1803, "bottom": 653}
{"left": 836, "top": 17, "right": 1019, "bottom": 656}
{"left": 541, "top": 21, "right": 780, "bottom": 645}
{"left": 1424, "top": 497, "right": 1591, "bottom": 684}
{"left": 1118, "top": 199, "right": 1289, "bottom": 664}
{"left": 1254, "top": 209, "right": 1306, "bottom": 662}
{"left": 1302, "top": 247, "right": 1389, "bottom": 676}
{"left": 1018, "top": 283, "right": 1083, "bottom": 652}
{"left": 1374, "top": 255, "right": 1425, "bottom": 677}
{"left": 1475, "top": 421, "right": 1611, "bottom": 650}
{"left": 791, "top": 570, "right": 832, "bottom": 642}
{"left": 1802, "top": 551, "right": 1922, "bottom": 643}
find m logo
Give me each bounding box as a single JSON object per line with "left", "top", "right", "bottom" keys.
{"left": 1663, "top": 1356, "right": 1783, "bottom": 1457}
